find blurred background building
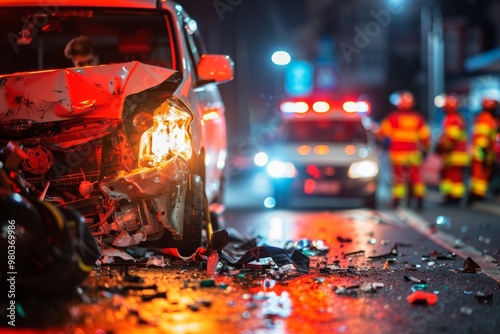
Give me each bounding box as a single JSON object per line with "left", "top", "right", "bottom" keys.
{"left": 181, "top": 0, "right": 500, "bottom": 154}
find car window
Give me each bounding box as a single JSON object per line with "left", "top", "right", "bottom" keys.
{"left": 0, "top": 8, "right": 177, "bottom": 74}
{"left": 285, "top": 119, "right": 368, "bottom": 143}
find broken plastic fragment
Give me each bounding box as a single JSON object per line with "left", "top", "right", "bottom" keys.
{"left": 407, "top": 291, "right": 438, "bottom": 305}
{"left": 146, "top": 255, "right": 167, "bottom": 267}
{"left": 368, "top": 244, "right": 398, "bottom": 260}
{"left": 220, "top": 245, "right": 310, "bottom": 273}
{"left": 461, "top": 257, "right": 481, "bottom": 273}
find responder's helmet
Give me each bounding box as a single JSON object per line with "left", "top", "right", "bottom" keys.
{"left": 443, "top": 93, "right": 459, "bottom": 113}
{"left": 482, "top": 97, "right": 499, "bottom": 112}
{"left": 390, "top": 90, "right": 415, "bottom": 110}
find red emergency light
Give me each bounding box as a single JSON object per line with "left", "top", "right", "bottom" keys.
{"left": 280, "top": 99, "right": 370, "bottom": 116}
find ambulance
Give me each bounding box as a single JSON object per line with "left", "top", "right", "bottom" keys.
{"left": 263, "top": 98, "right": 380, "bottom": 209}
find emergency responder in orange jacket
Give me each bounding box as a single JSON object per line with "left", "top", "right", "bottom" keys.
{"left": 435, "top": 93, "right": 469, "bottom": 204}
{"left": 379, "top": 90, "right": 431, "bottom": 210}
{"left": 467, "top": 97, "right": 499, "bottom": 205}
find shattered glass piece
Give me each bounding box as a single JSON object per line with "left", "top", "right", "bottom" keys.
{"left": 313, "top": 277, "right": 325, "bottom": 284}
{"left": 146, "top": 255, "right": 167, "bottom": 267}
{"left": 404, "top": 275, "right": 426, "bottom": 284}
{"left": 407, "top": 291, "right": 438, "bottom": 305}
{"left": 460, "top": 306, "right": 473, "bottom": 315}
{"left": 411, "top": 284, "right": 428, "bottom": 292}
{"left": 368, "top": 244, "right": 398, "bottom": 259}
{"left": 285, "top": 238, "right": 330, "bottom": 256}
{"left": 260, "top": 291, "right": 292, "bottom": 318}
{"left": 112, "top": 230, "right": 142, "bottom": 247}
{"left": 475, "top": 291, "right": 493, "bottom": 304}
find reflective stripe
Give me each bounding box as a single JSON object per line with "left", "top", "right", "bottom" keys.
{"left": 449, "top": 183, "right": 465, "bottom": 197}
{"left": 418, "top": 126, "right": 431, "bottom": 139}
{"left": 393, "top": 184, "right": 406, "bottom": 198}
{"left": 474, "top": 137, "right": 489, "bottom": 148}
{"left": 446, "top": 126, "right": 466, "bottom": 140}
{"left": 470, "top": 177, "right": 488, "bottom": 196}
{"left": 439, "top": 180, "right": 452, "bottom": 194}
{"left": 413, "top": 182, "right": 426, "bottom": 197}
{"left": 391, "top": 129, "right": 420, "bottom": 142}
{"left": 446, "top": 152, "right": 470, "bottom": 166}
{"left": 389, "top": 152, "right": 423, "bottom": 165}
{"left": 474, "top": 123, "right": 493, "bottom": 136}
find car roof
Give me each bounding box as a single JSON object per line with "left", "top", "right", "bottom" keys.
{"left": 0, "top": 0, "right": 175, "bottom": 9}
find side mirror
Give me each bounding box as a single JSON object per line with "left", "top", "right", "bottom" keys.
{"left": 196, "top": 54, "right": 234, "bottom": 86}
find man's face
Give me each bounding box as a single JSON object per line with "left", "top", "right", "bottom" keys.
{"left": 73, "top": 54, "right": 99, "bottom": 67}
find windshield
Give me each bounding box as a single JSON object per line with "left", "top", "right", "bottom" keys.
{"left": 284, "top": 119, "right": 369, "bottom": 144}
{"left": 0, "top": 8, "right": 177, "bottom": 74}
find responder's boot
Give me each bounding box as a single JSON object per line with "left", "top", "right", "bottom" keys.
{"left": 466, "top": 193, "right": 482, "bottom": 207}
{"left": 416, "top": 197, "right": 424, "bottom": 211}
{"left": 391, "top": 198, "right": 400, "bottom": 209}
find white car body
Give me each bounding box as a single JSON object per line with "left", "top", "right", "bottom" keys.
{"left": 0, "top": 0, "right": 233, "bottom": 253}
{"left": 266, "top": 100, "right": 380, "bottom": 208}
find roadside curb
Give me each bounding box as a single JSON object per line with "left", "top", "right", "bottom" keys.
{"left": 395, "top": 208, "right": 500, "bottom": 282}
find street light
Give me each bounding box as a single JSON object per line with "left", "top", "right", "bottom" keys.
{"left": 271, "top": 51, "right": 291, "bottom": 66}
{"left": 391, "top": 0, "right": 444, "bottom": 128}
{"left": 271, "top": 50, "right": 291, "bottom": 97}
{"left": 420, "top": 0, "right": 444, "bottom": 130}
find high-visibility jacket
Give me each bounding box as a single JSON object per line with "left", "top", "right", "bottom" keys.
{"left": 471, "top": 110, "right": 497, "bottom": 165}
{"left": 436, "top": 111, "right": 469, "bottom": 167}
{"left": 379, "top": 109, "right": 431, "bottom": 165}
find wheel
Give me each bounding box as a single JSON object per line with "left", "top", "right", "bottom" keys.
{"left": 145, "top": 173, "right": 204, "bottom": 257}
{"left": 175, "top": 173, "right": 204, "bottom": 257}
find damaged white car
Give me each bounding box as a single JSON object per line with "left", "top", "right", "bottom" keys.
{"left": 0, "top": 0, "right": 234, "bottom": 256}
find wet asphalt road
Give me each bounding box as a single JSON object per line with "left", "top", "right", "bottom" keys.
{"left": 1, "top": 170, "right": 500, "bottom": 334}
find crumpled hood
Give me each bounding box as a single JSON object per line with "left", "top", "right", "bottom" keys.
{"left": 0, "top": 61, "right": 178, "bottom": 123}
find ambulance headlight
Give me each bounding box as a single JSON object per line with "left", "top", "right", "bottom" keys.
{"left": 267, "top": 160, "right": 298, "bottom": 178}
{"left": 348, "top": 160, "right": 379, "bottom": 179}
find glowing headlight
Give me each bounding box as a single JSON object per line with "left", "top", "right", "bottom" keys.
{"left": 348, "top": 160, "right": 379, "bottom": 179}
{"left": 138, "top": 97, "right": 193, "bottom": 167}
{"left": 254, "top": 152, "right": 268, "bottom": 167}
{"left": 266, "top": 160, "right": 297, "bottom": 178}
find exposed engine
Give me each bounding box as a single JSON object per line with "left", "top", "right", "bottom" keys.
{"left": 0, "top": 62, "right": 205, "bottom": 255}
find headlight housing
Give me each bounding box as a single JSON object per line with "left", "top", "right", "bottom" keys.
{"left": 347, "top": 160, "right": 379, "bottom": 179}
{"left": 266, "top": 160, "right": 297, "bottom": 178}
{"left": 138, "top": 97, "right": 193, "bottom": 167}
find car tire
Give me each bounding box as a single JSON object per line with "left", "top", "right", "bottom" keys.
{"left": 147, "top": 173, "right": 204, "bottom": 257}
{"left": 176, "top": 173, "right": 204, "bottom": 257}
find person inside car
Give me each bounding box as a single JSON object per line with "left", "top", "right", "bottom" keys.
{"left": 64, "top": 34, "right": 100, "bottom": 67}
